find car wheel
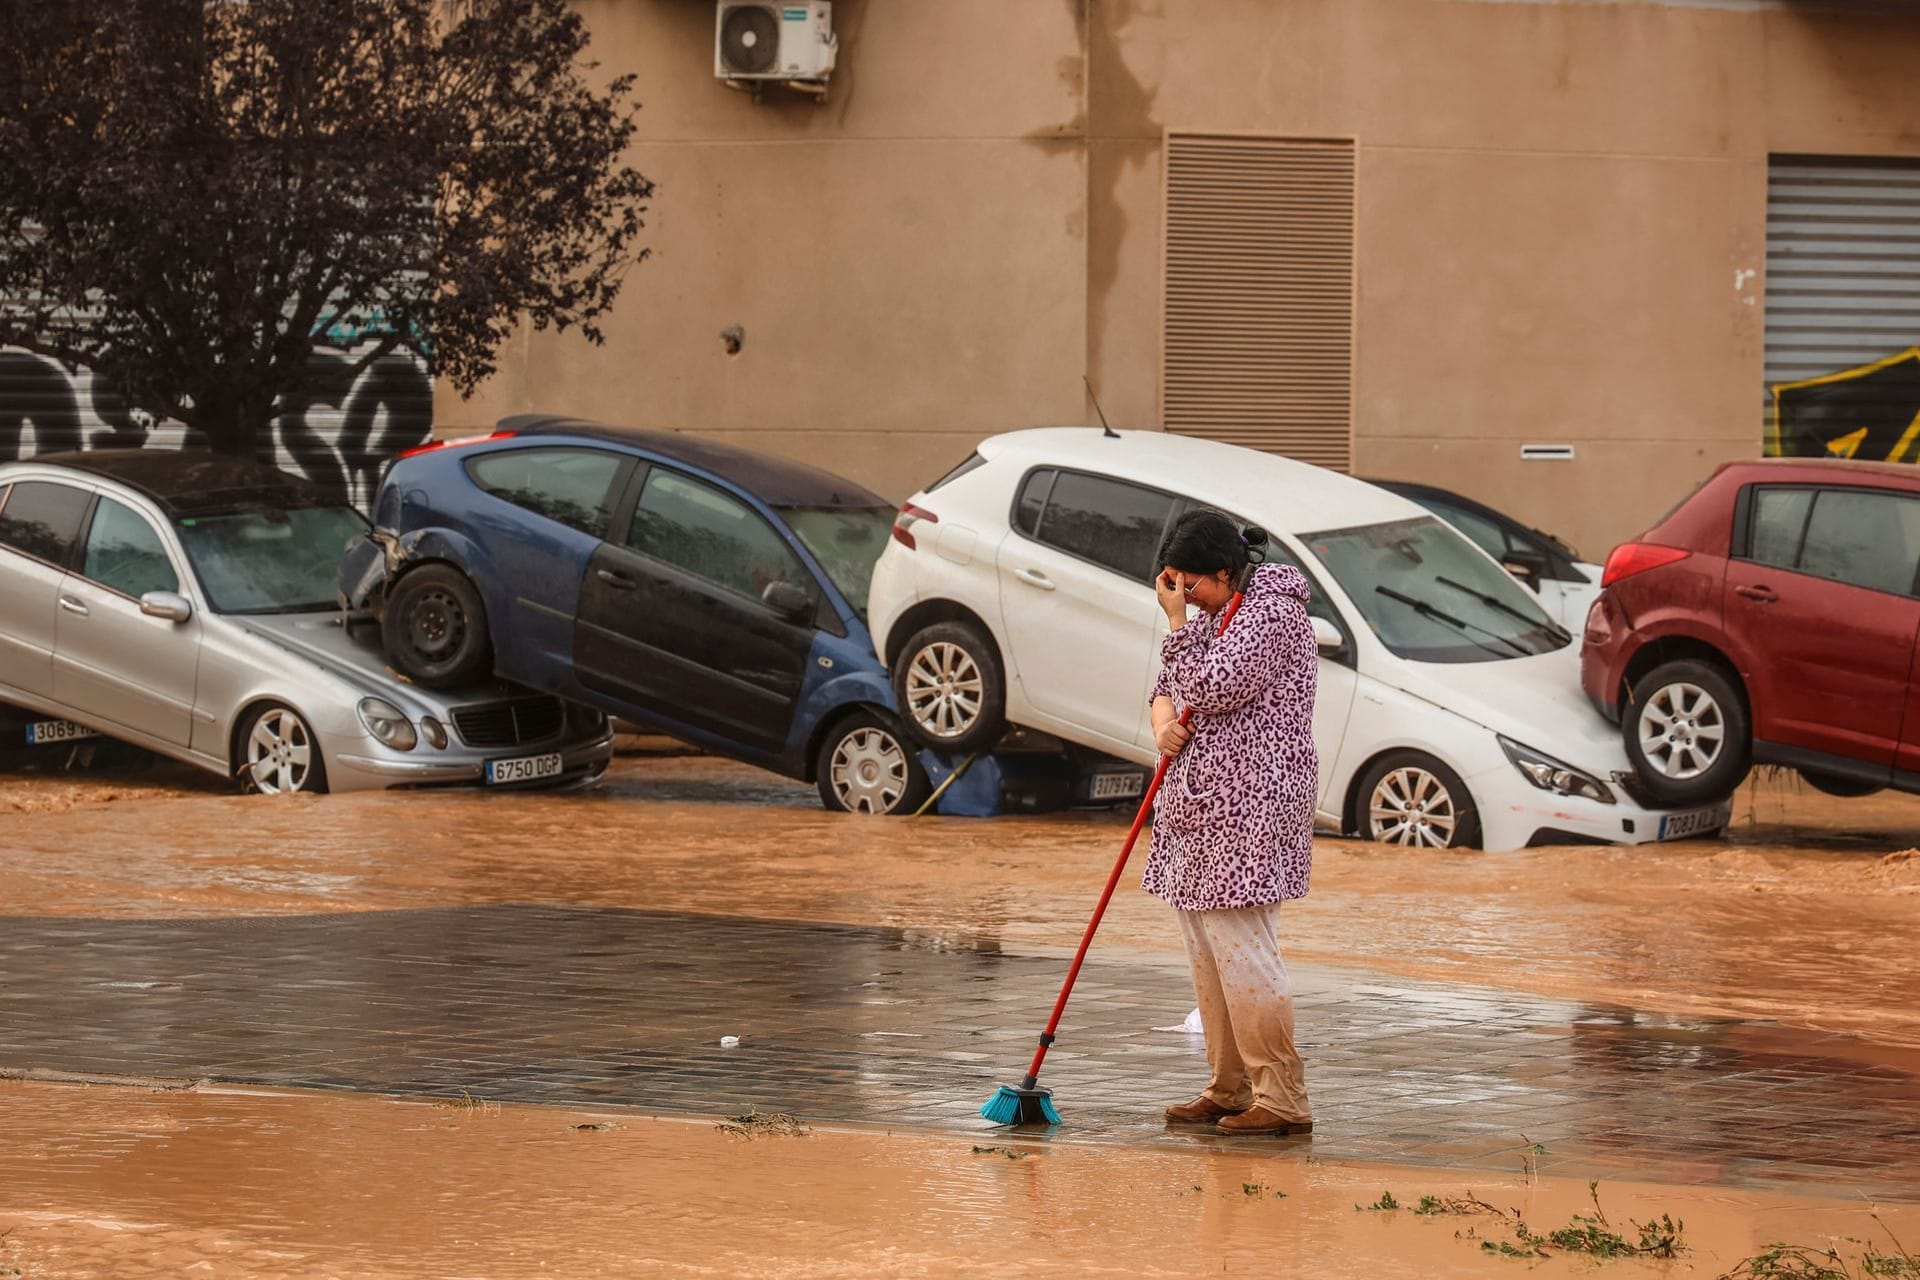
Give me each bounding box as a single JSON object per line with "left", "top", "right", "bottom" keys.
{"left": 382, "top": 564, "right": 492, "bottom": 689}
{"left": 893, "top": 621, "right": 1007, "bottom": 754}
{"left": 1799, "top": 769, "right": 1882, "bottom": 799}
{"left": 1623, "top": 659, "right": 1751, "bottom": 806}
{"left": 1356, "top": 751, "right": 1481, "bottom": 849}
{"left": 237, "top": 703, "right": 328, "bottom": 795}
{"left": 815, "top": 711, "right": 931, "bottom": 816}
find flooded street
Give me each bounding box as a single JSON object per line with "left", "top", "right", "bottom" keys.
{"left": 5, "top": 748, "right": 1919, "bottom": 1047}
{"left": 2, "top": 1078, "right": 1916, "bottom": 1280}
{"left": 5, "top": 746, "right": 1920, "bottom": 1276}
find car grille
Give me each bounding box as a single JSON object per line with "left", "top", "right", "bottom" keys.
{"left": 451, "top": 696, "right": 566, "bottom": 749}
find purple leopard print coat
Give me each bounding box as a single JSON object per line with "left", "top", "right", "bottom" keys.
{"left": 1143, "top": 563, "right": 1317, "bottom": 911}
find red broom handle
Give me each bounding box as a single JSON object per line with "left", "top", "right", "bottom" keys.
{"left": 1019, "top": 587, "right": 1249, "bottom": 1089}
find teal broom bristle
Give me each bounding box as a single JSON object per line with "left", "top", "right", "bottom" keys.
{"left": 980, "top": 1084, "right": 1060, "bottom": 1126}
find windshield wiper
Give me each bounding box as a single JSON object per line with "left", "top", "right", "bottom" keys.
{"left": 1435, "top": 575, "right": 1571, "bottom": 646}
{"left": 1374, "top": 585, "right": 1533, "bottom": 659}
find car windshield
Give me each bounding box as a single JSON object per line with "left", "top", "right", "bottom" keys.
{"left": 780, "top": 506, "right": 894, "bottom": 619}
{"left": 176, "top": 505, "right": 370, "bottom": 614}
{"left": 1302, "top": 516, "right": 1570, "bottom": 663}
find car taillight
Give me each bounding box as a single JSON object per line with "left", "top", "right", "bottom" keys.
{"left": 1601, "top": 542, "right": 1689, "bottom": 588}
{"left": 891, "top": 502, "right": 938, "bottom": 550}
{"left": 395, "top": 429, "right": 517, "bottom": 461}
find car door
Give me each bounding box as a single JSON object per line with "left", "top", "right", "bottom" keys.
{"left": 462, "top": 445, "right": 635, "bottom": 676}
{"left": 996, "top": 468, "right": 1175, "bottom": 753}
{"left": 574, "top": 464, "right": 816, "bottom": 754}
{"left": 1728, "top": 484, "right": 1920, "bottom": 772}
{"left": 0, "top": 479, "right": 95, "bottom": 701}
{"left": 52, "top": 495, "right": 199, "bottom": 746}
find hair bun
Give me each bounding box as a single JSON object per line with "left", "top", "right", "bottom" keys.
{"left": 1239, "top": 523, "right": 1268, "bottom": 547}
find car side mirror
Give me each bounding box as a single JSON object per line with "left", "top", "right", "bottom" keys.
{"left": 1501, "top": 547, "right": 1547, "bottom": 587}
{"left": 139, "top": 591, "right": 193, "bottom": 624}
{"left": 1310, "top": 616, "right": 1344, "bottom": 653}
{"left": 762, "top": 580, "right": 814, "bottom": 623}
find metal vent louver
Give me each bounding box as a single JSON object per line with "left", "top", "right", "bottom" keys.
{"left": 1162, "top": 134, "right": 1356, "bottom": 471}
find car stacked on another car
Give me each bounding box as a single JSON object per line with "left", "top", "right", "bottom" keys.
{"left": 341, "top": 415, "right": 930, "bottom": 814}
{"left": 1369, "top": 480, "right": 1601, "bottom": 633}
{"left": 0, "top": 450, "right": 613, "bottom": 793}
{"left": 867, "top": 427, "right": 1726, "bottom": 851}
{"left": 1583, "top": 457, "right": 1920, "bottom": 807}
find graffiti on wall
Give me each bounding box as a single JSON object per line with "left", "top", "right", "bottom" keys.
{"left": 1770, "top": 349, "right": 1920, "bottom": 463}
{"left": 0, "top": 342, "right": 433, "bottom": 510}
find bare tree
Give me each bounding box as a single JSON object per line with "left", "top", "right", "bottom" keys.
{"left": 0, "top": 0, "right": 652, "bottom": 455}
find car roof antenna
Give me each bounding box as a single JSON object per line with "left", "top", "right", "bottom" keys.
{"left": 1085, "top": 375, "right": 1121, "bottom": 439}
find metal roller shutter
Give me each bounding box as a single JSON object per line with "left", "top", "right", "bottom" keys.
{"left": 1765, "top": 155, "right": 1920, "bottom": 462}
{"left": 1162, "top": 133, "right": 1355, "bottom": 471}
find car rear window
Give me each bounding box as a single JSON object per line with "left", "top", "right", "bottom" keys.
{"left": 0, "top": 480, "right": 91, "bottom": 568}
{"left": 1800, "top": 489, "right": 1920, "bottom": 596}
{"left": 1031, "top": 470, "right": 1176, "bottom": 582}
{"left": 467, "top": 447, "right": 626, "bottom": 537}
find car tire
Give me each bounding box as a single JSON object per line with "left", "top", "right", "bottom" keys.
{"left": 892, "top": 621, "right": 1007, "bottom": 755}
{"left": 236, "top": 703, "right": 329, "bottom": 795}
{"left": 1355, "top": 751, "right": 1481, "bottom": 849}
{"left": 382, "top": 564, "right": 493, "bottom": 689}
{"left": 815, "top": 710, "right": 931, "bottom": 816}
{"left": 1799, "top": 769, "right": 1883, "bottom": 799}
{"left": 1623, "top": 659, "right": 1751, "bottom": 807}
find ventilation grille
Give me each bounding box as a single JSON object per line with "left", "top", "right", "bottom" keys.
{"left": 1162, "top": 134, "right": 1355, "bottom": 470}
{"left": 451, "top": 696, "right": 566, "bottom": 749}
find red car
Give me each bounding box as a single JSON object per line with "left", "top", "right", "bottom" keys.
{"left": 1582, "top": 458, "right": 1920, "bottom": 807}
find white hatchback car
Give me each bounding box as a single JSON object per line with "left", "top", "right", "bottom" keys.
{"left": 867, "top": 429, "right": 1729, "bottom": 851}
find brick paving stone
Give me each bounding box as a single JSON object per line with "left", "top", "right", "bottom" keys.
{"left": 0, "top": 902, "right": 1917, "bottom": 1200}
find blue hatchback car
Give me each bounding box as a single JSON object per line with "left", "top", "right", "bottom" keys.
{"left": 340, "top": 415, "right": 929, "bottom": 813}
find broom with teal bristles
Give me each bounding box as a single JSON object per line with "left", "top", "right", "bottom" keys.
{"left": 981, "top": 572, "right": 1254, "bottom": 1127}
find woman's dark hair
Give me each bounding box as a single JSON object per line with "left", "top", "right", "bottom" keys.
{"left": 1155, "top": 508, "right": 1268, "bottom": 576}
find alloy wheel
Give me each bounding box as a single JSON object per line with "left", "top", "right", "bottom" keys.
{"left": 1368, "top": 767, "right": 1459, "bottom": 847}
{"left": 903, "top": 641, "right": 984, "bottom": 741}
{"left": 246, "top": 709, "right": 316, "bottom": 795}
{"left": 829, "top": 726, "right": 911, "bottom": 814}
{"left": 1636, "top": 682, "right": 1725, "bottom": 781}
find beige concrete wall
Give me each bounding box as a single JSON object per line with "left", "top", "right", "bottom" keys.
{"left": 1085, "top": 0, "right": 1920, "bottom": 560}
{"left": 455, "top": 0, "right": 1920, "bottom": 559}
{"left": 443, "top": 0, "right": 1091, "bottom": 501}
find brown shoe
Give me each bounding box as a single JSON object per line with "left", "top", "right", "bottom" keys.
{"left": 1216, "top": 1106, "right": 1313, "bottom": 1136}
{"left": 1163, "top": 1095, "right": 1246, "bottom": 1124}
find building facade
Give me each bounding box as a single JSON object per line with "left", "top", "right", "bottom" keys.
{"left": 6, "top": 1, "right": 1918, "bottom": 558}
{"left": 442, "top": 0, "right": 1920, "bottom": 562}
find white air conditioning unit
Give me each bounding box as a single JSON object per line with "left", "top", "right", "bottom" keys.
{"left": 715, "top": 1, "right": 837, "bottom": 95}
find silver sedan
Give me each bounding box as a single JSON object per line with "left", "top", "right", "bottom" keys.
{"left": 0, "top": 450, "right": 613, "bottom": 794}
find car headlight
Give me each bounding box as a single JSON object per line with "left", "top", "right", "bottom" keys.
{"left": 420, "top": 716, "right": 448, "bottom": 750}
{"left": 357, "top": 697, "right": 418, "bottom": 752}
{"left": 1498, "top": 736, "right": 1614, "bottom": 804}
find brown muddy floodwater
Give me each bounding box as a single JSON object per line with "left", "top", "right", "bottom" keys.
{"left": 1, "top": 1078, "right": 1915, "bottom": 1279}
{"left": 3, "top": 752, "right": 1919, "bottom": 1048}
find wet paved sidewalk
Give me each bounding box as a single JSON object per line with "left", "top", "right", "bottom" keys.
{"left": 1, "top": 903, "right": 1916, "bottom": 1201}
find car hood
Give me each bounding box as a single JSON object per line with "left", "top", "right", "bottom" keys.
{"left": 1385, "top": 641, "right": 1627, "bottom": 776}
{"left": 230, "top": 612, "right": 477, "bottom": 718}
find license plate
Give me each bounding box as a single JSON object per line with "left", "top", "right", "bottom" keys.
{"left": 485, "top": 753, "right": 563, "bottom": 785}
{"left": 26, "top": 719, "right": 98, "bottom": 745}
{"left": 1090, "top": 770, "right": 1146, "bottom": 800}
{"left": 1658, "top": 802, "right": 1731, "bottom": 840}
